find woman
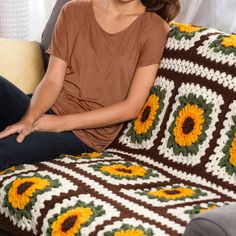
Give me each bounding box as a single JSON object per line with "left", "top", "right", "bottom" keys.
{"left": 0, "top": 0, "right": 180, "bottom": 171}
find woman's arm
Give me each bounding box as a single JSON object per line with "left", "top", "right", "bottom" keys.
{"left": 33, "top": 63, "right": 159, "bottom": 132}
{"left": 0, "top": 56, "right": 67, "bottom": 142}
{"left": 22, "top": 56, "right": 67, "bottom": 123}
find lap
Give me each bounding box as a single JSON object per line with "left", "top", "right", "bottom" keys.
{"left": 0, "top": 76, "right": 54, "bottom": 131}
{"left": 0, "top": 131, "right": 94, "bottom": 171}
{"left": 0, "top": 76, "right": 95, "bottom": 171}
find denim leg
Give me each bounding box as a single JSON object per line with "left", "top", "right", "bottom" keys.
{"left": 0, "top": 76, "right": 55, "bottom": 130}
{"left": 0, "top": 76, "right": 31, "bottom": 131}
{"left": 0, "top": 131, "right": 94, "bottom": 171}
{"left": 0, "top": 75, "right": 95, "bottom": 171}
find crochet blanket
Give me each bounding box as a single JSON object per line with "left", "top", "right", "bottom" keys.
{"left": 0, "top": 22, "right": 236, "bottom": 236}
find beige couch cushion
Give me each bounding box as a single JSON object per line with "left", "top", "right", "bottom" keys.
{"left": 0, "top": 38, "right": 45, "bottom": 94}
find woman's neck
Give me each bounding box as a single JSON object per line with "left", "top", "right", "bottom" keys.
{"left": 93, "top": 0, "right": 146, "bottom": 17}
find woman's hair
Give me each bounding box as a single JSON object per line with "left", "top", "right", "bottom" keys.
{"left": 141, "top": 0, "right": 180, "bottom": 23}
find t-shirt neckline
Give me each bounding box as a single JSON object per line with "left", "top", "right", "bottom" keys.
{"left": 90, "top": 1, "right": 146, "bottom": 36}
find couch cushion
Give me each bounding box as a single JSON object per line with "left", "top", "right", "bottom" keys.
{"left": 41, "top": 0, "right": 70, "bottom": 68}
{"left": 184, "top": 203, "right": 236, "bottom": 236}
{"left": 0, "top": 38, "right": 45, "bottom": 93}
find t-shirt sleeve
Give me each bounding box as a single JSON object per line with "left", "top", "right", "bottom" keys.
{"left": 46, "top": 3, "right": 68, "bottom": 62}
{"left": 136, "top": 16, "right": 170, "bottom": 68}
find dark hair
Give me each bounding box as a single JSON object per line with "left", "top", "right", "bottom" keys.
{"left": 141, "top": 0, "right": 180, "bottom": 23}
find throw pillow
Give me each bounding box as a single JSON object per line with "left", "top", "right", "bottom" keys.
{"left": 41, "top": 0, "right": 70, "bottom": 68}
{"left": 0, "top": 38, "right": 45, "bottom": 93}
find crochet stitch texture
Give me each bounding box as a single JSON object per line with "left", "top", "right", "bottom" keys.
{"left": 0, "top": 22, "right": 236, "bottom": 236}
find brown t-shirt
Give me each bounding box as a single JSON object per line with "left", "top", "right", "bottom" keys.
{"left": 46, "top": 0, "right": 169, "bottom": 152}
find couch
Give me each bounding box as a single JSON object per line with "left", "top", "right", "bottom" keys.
{"left": 0, "top": 0, "right": 236, "bottom": 235}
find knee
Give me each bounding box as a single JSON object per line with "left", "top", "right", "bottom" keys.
{"left": 0, "top": 76, "right": 9, "bottom": 93}
{"left": 0, "top": 135, "right": 18, "bottom": 170}
{"left": 0, "top": 75, "right": 8, "bottom": 84}
{"left": 0, "top": 76, "right": 19, "bottom": 101}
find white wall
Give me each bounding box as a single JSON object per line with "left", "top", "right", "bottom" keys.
{"left": 174, "top": 0, "right": 236, "bottom": 33}
{"left": 0, "top": 0, "right": 56, "bottom": 41}
{"left": 29, "top": 0, "right": 57, "bottom": 41}
{"left": 1, "top": 0, "right": 235, "bottom": 42}
{"left": 0, "top": 0, "right": 29, "bottom": 39}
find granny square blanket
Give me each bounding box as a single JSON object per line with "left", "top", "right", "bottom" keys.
{"left": 0, "top": 22, "right": 236, "bottom": 236}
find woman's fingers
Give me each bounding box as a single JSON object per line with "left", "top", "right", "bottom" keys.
{"left": 16, "top": 129, "right": 29, "bottom": 143}
{"left": 0, "top": 120, "right": 34, "bottom": 142}
{"left": 33, "top": 125, "right": 39, "bottom": 132}
{"left": 0, "top": 125, "right": 21, "bottom": 139}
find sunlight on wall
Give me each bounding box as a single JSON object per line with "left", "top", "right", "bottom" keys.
{"left": 0, "top": 0, "right": 29, "bottom": 39}
{"left": 29, "top": 0, "right": 57, "bottom": 41}
{"left": 175, "top": 0, "right": 236, "bottom": 33}
{"left": 0, "top": 0, "right": 57, "bottom": 41}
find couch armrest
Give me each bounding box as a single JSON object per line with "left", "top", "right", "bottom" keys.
{"left": 184, "top": 203, "right": 236, "bottom": 236}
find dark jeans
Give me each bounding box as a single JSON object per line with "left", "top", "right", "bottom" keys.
{"left": 0, "top": 76, "right": 94, "bottom": 171}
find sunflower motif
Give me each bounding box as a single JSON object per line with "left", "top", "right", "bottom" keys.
{"left": 114, "top": 229, "right": 144, "bottom": 236}
{"left": 169, "top": 22, "right": 207, "bottom": 40}
{"left": 104, "top": 224, "right": 153, "bottom": 236}
{"left": 219, "top": 117, "right": 236, "bottom": 175}
{"left": 47, "top": 200, "right": 105, "bottom": 236}
{"left": 0, "top": 165, "right": 24, "bottom": 175}
{"left": 168, "top": 93, "right": 213, "bottom": 156}
{"left": 126, "top": 86, "right": 165, "bottom": 144}
{"left": 60, "top": 152, "right": 112, "bottom": 161}
{"left": 209, "top": 34, "right": 236, "bottom": 56}
{"left": 3, "top": 173, "right": 60, "bottom": 220}
{"left": 138, "top": 186, "right": 206, "bottom": 202}
{"left": 91, "top": 162, "right": 158, "bottom": 180}
{"left": 8, "top": 177, "right": 50, "bottom": 210}
{"left": 0, "top": 166, "right": 16, "bottom": 175}
{"left": 134, "top": 94, "right": 159, "bottom": 135}
{"left": 148, "top": 187, "right": 195, "bottom": 200}
{"left": 184, "top": 202, "right": 228, "bottom": 219}
{"left": 199, "top": 204, "right": 218, "bottom": 213}
{"left": 82, "top": 152, "right": 101, "bottom": 158}
{"left": 221, "top": 34, "right": 236, "bottom": 48}
{"left": 229, "top": 132, "right": 236, "bottom": 167}
{"left": 51, "top": 207, "right": 93, "bottom": 236}
{"left": 173, "top": 103, "right": 205, "bottom": 147}
{"left": 172, "top": 22, "right": 203, "bottom": 33}
{"left": 100, "top": 164, "right": 146, "bottom": 178}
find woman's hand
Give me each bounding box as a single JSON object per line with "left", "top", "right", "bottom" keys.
{"left": 0, "top": 119, "right": 34, "bottom": 143}
{"left": 0, "top": 114, "right": 67, "bottom": 143}
{"left": 33, "top": 114, "right": 67, "bottom": 133}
